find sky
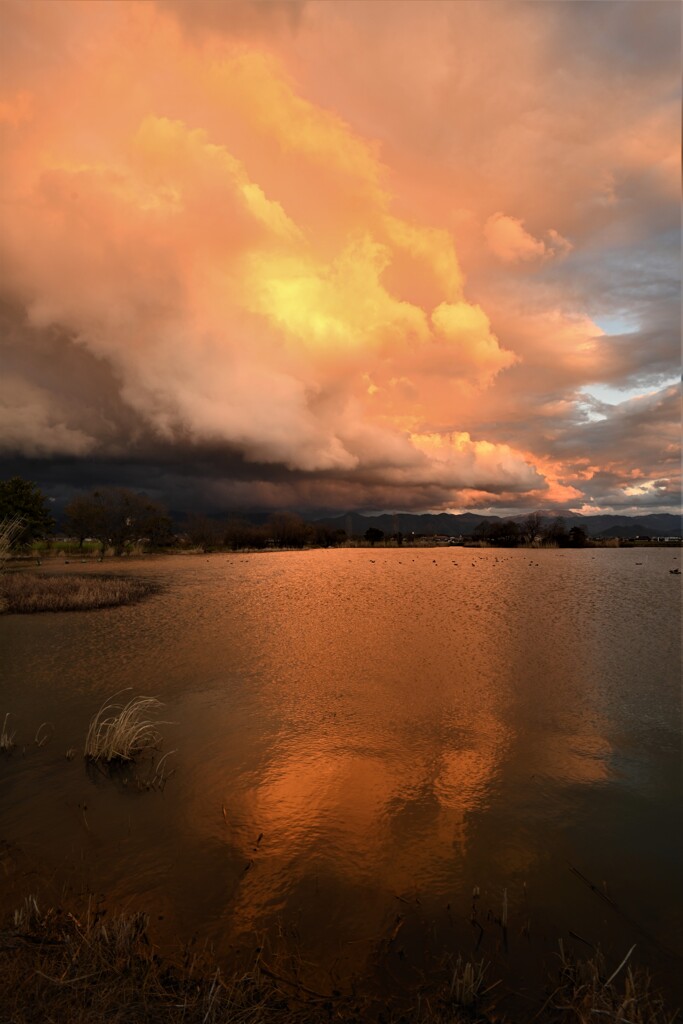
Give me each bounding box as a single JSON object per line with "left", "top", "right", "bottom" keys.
{"left": 0, "top": 0, "right": 680, "bottom": 517}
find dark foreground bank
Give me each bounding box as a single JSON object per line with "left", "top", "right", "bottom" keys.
{"left": 1, "top": 896, "right": 678, "bottom": 1024}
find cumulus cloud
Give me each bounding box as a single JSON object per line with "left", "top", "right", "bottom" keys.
{"left": 0, "top": 0, "right": 533, "bottom": 508}
{"left": 0, "top": 0, "right": 679, "bottom": 514}
{"left": 484, "top": 214, "right": 571, "bottom": 264}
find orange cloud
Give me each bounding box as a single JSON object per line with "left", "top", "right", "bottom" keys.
{"left": 0, "top": 0, "right": 678, "bottom": 513}
{"left": 484, "top": 213, "right": 572, "bottom": 264}
{"left": 0, "top": 1, "right": 531, "bottom": 499}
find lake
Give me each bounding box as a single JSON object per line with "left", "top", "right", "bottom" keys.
{"left": 1, "top": 547, "right": 681, "bottom": 1009}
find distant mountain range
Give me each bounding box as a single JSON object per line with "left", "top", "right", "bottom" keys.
{"left": 167, "top": 507, "right": 682, "bottom": 540}
{"left": 309, "top": 511, "right": 682, "bottom": 539}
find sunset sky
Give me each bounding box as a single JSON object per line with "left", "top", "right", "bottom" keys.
{"left": 1, "top": 0, "right": 680, "bottom": 516}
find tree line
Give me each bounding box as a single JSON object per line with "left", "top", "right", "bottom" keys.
{"left": 1, "top": 476, "right": 588, "bottom": 555}
{"left": 0, "top": 477, "right": 346, "bottom": 554}
{"left": 473, "top": 512, "right": 587, "bottom": 547}
{"left": 184, "top": 512, "right": 345, "bottom": 551}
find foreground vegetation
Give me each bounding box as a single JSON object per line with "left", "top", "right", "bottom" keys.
{"left": 0, "top": 572, "right": 155, "bottom": 613}
{"left": 1, "top": 895, "right": 677, "bottom": 1024}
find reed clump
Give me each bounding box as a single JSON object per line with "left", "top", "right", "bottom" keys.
{"left": 543, "top": 941, "right": 678, "bottom": 1024}
{"left": 449, "top": 955, "right": 490, "bottom": 1008}
{"left": 84, "top": 694, "right": 165, "bottom": 763}
{"left": 0, "top": 572, "right": 154, "bottom": 613}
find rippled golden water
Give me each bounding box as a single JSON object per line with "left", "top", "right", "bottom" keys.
{"left": 1, "top": 548, "right": 681, "bottom": 998}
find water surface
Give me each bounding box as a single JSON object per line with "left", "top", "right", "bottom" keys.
{"left": 1, "top": 548, "right": 681, "bottom": 1004}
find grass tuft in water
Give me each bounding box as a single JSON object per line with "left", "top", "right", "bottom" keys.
{"left": 84, "top": 693, "right": 165, "bottom": 763}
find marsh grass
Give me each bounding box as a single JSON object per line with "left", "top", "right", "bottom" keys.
{"left": 1, "top": 894, "right": 679, "bottom": 1024}
{"left": 0, "top": 572, "right": 155, "bottom": 613}
{"left": 540, "top": 941, "right": 678, "bottom": 1024}
{"left": 448, "top": 956, "right": 491, "bottom": 1008}
{"left": 84, "top": 693, "right": 166, "bottom": 763}
{"left": 0, "top": 896, "right": 360, "bottom": 1024}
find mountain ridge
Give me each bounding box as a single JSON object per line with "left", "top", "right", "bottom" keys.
{"left": 309, "top": 511, "right": 682, "bottom": 539}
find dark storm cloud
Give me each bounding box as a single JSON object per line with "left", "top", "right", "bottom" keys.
{"left": 0, "top": 298, "right": 143, "bottom": 457}
{"left": 545, "top": 0, "right": 681, "bottom": 74}
{"left": 569, "top": 383, "right": 681, "bottom": 462}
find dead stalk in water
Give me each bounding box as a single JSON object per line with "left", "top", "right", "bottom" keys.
{"left": 34, "top": 722, "right": 53, "bottom": 747}
{"left": 1, "top": 712, "right": 16, "bottom": 752}
{"left": 136, "top": 749, "right": 177, "bottom": 791}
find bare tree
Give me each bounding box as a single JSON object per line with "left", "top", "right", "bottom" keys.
{"left": 185, "top": 513, "right": 224, "bottom": 552}
{"left": 65, "top": 494, "right": 104, "bottom": 548}
{"left": 66, "top": 489, "right": 172, "bottom": 555}
{"left": 542, "top": 516, "right": 568, "bottom": 546}
{"left": 521, "top": 512, "right": 543, "bottom": 545}
{"left": 268, "top": 513, "right": 311, "bottom": 549}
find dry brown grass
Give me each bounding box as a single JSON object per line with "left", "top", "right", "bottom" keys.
{"left": 538, "top": 941, "right": 679, "bottom": 1024}
{"left": 0, "top": 572, "right": 154, "bottom": 613}
{"left": 0, "top": 514, "right": 24, "bottom": 570}
{"left": 0, "top": 896, "right": 367, "bottom": 1024}
{"left": 0, "top": 894, "right": 679, "bottom": 1024}
{"left": 448, "top": 956, "right": 491, "bottom": 1008}
{"left": 84, "top": 693, "right": 166, "bottom": 763}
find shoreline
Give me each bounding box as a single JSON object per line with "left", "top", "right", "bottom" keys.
{"left": 6, "top": 536, "right": 682, "bottom": 565}
{"left": 2, "top": 890, "right": 679, "bottom": 1023}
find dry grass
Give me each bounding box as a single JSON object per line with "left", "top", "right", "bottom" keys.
{"left": 539, "top": 941, "right": 679, "bottom": 1024}
{"left": 84, "top": 693, "right": 166, "bottom": 763}
{"left": 0, "top": 571, "right": 155, "bottom": 613}
{"left": 448, "top": 956, "right": 491, "bottom": 1008}
{"left": 0, "top": 894, "right": 679, "bottom": 1024}
{"left": 0, "top": 514, "right": 24, "bottom": 570}
{"left": 0, "top": 896, "right": 364, "bottom": 1024}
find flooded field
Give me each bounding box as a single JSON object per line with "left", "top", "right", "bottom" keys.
{"left": 1, "top": 547, "right": 681, "bottom": 1008}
